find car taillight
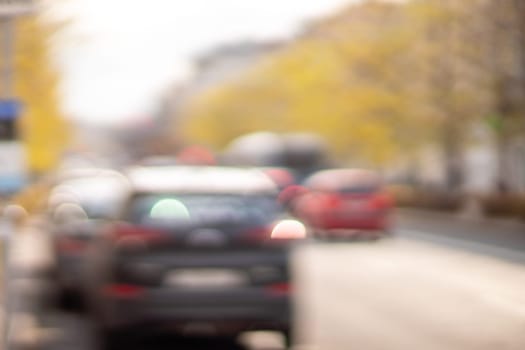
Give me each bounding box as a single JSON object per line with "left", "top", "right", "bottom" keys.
{"left": 57, "top": 237, "right": 87, "bottom": 254}
{"left": 103, "top": 284, "right": 144, "bottom": 299}
{"left": 110, "top": 224, "right": 167, "bottom": 248}
{"left": 244, "top": 226, "right": 272, "bottom": 242}
{"left": 370, "top": 193, "right": 393, "bottom": 209}
{"left": 265, "top": 282, "right": 291, "bottom": 296}
{"left": 325, "top": 193, "right": 342, "bottom": 208}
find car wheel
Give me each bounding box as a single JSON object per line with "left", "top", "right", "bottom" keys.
{"left": 283, "top": 328, "right": 294, "bottom": 349}
{"left": 56, "top": 286, "right": 86, "bottom": 312}
{"left": 100, "top": 328, "right": 132, "bottom": 350}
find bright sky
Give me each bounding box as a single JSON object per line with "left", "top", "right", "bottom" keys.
{"left": 53, "top": 0, "right": 353, "bottom": 125}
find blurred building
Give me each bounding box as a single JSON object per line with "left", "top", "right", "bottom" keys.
{"left": 67, "top": 41, "right": 285, "bottom": 163}
{"left": 162, "top": 40, "right": 285, "bottom": 145}
{"left": 66, "top": 122, "right": 129, "bottom": 168}
{"left": 113, "top": 40, "right": 286, "bottom": 158}
{"left": 180, "top": 40, "right": 283, "bottom": 105}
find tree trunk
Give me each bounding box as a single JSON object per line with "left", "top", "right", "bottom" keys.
{"left": 495, "top": 131, "right": 510, "bottom": 193}
{"left": 442, "top": 123, "right": 463, "bottom": 191}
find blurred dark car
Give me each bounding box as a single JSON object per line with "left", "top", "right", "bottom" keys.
{"left": 86, "top": 166, "right": 306, "bottom": 348}
{"left": 48, "top": 169, "right": 130, "bottom": 304}
{"left": 293, "top": 168, "right": 393, "bottom": 239}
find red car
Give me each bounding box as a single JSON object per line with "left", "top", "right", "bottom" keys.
{"left": 293, "top": 169, "right": 393, "bottom": 239}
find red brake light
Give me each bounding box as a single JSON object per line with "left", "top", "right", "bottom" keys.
{"left": 176, "top": 146, "right": 216, "bottom": 165}
{"left": 111, "top": 224, "right": 167, "bottom": 247}
{"left": 325, "top": 193, "right": 342, "bottom": 208}
{"left": 103, "top": 284, "right": 144, "bottom": 299}
{"left": 266, "top": 282, "right": 291, "bottom": 296}
{"left": 370, "top": 193, "right": 393, "bottom": 209}
{"left": 244, "top": 226, "right": 271, "bottom": 242}
{"left": 57, "top": 237, "right": 87, "bottom": 254}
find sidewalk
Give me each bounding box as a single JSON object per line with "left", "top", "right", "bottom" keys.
{"left": 395, "top": 207, "right": 525, "bottom": 253}
{"left": 396, "top": 207, "right": 525, "bottom": 232}
{"left": 2, "top": 218, "right": 57, "bottom": 350}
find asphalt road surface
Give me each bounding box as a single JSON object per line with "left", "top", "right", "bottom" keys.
{"left": 294, "top": 236, "right": 525, "bottom": 350}
{"left": 7, "top": 212, "right": 525, "bottom": 350}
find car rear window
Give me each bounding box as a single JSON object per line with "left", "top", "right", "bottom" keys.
{"left": 306, "top": 170, "right": 382, "bottom": 194}
{"left": 124, "top": 193, "right": 282, "bottom": 227}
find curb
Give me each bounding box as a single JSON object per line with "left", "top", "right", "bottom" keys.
{"left": 395, "top": 208, "right": 525, "bottom": 231}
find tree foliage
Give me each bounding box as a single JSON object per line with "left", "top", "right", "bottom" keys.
{"left": 182, "top": 0, "right": 525, "bottom": 181}
{"left": 1, "top": 13, "right": 69, "bottom": 174}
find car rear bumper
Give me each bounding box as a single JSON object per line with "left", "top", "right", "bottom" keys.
{"left": 100, "top": 287, "right": 291, "bottom": 334}
{"left": 312, "top": 211, "right": 390, "bottom": 230}
{"left": 95, "top": 249, "right": 293, "bottom": 334}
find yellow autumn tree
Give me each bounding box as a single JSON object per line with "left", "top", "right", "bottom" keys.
{"left": 183, "top": 1, "right": 417, "bottom": 166}
{"left": 181, "top": 0, "right": 525, "bottom": 192}
{"left": 6, "top": 12, "right": 69, "bottom": 174}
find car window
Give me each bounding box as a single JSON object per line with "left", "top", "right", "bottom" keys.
{"left": 125, "top": 194, "right": 282, "bottom": 226}
{"left": 306, "top": 171, "right": 381, "bottom": 194}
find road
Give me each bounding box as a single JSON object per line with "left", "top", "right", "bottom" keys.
{"left": 6, "top": 213, "right": 525, "bottom": 350}
{"left": 294, "top": 236, "right": 525, "bottom": 350}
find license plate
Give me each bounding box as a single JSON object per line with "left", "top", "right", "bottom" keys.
{"left": 164, "top": 269, "right": 247, "bottom": 288}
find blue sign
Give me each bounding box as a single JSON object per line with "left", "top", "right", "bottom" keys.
{"left": 0, "top": 99, "right": 22, "bottom": 120}
{"left": 0, "top": 175, "right": 26, "bottom": 195}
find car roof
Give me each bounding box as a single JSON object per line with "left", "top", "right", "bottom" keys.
{"left": 53, "top": 167, "right": 127, "bottom": 183}
{"left": 126, "top": 166, "right": 278, "bottom": 195}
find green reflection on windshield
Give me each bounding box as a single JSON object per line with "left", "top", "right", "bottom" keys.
{"left": 149, "top": 198, "right": 191, "bottom": 220}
